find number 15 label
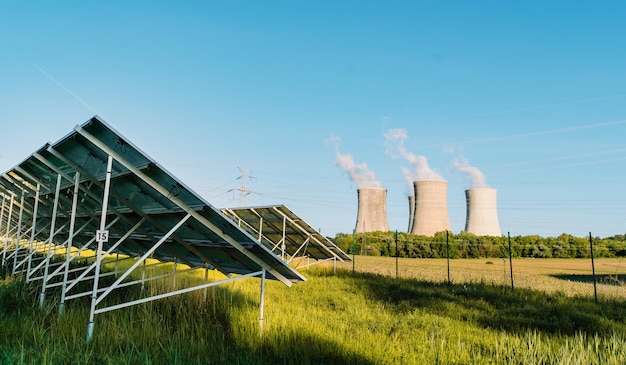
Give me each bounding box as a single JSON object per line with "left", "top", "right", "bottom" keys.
{"left": 96, "top": 230, "right": 109, "bottom": 242}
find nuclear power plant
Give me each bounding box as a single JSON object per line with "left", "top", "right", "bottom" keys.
{"left": 410, "top": 180, "right": 451, "bottom": 236}
{"left": 355, "top": 188, "right": 389, "bottom": 233}
{"left": 464, "top": 188, "right": 501, "bottom": 236}
{"left": 346, "top": 169, "right": 501, "bottom": 236}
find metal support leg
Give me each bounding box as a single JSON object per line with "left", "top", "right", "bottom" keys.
{"left": 60, "top": 172, "right": 80, "bottom": 317}
{"left": 87, "top": 155, "right": 113, "bottom": 344}
{"left": 203, "top": 265, "right": 210, "bottom": 303}
{"left": 141, "top": 259, "right": 147, "bottom": 292}
{"left": 114, "top": 253, "right": 119, "bottom": 277}
{"left": 40, "top": 174, "right": 62, "bottom": 308}
{"left": 1, "top": 193, "right": 15, "bottom": 266}
{"left": 26, "top": 184, "right": 40, "bottom": 279}
{"left": 0, "top": 194, "right": 6, "bottom": 256}
{"left": 11, "top": 191, "right": 25, "bottom": 275}
{"left": 259, "top": 268, "right": 266, "bottom": 335}
{"left": 172, "top": 261, "right": 178, "bottom": 289}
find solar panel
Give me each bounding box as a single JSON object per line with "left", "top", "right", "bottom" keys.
{"left": 5, "top": 116, "right": 305, "bottom": 283}
{"left": 222, "top": 205, "right": 351, "bottom": 264}
{"left": 0, "top": 115, "right": 306, "bottom": 340}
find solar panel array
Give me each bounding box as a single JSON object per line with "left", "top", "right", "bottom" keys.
{"left": 222, "top": 205, "right": 351, "bottom": 264}
{"left": 0, "top": 116, "right": 305, "bottom": 285}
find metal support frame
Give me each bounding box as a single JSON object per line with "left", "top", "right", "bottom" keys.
{"left": 44, "top": 218, "right": 97, "bottom": 282}
{"left": 223, "top": 205, "right": 348, "bottom": 270}
{"left": 87, "top": 211, "right": 191, "bottom": 342}
{"left": 0, "top": 194, "right": 6, "bottom": 252}
{"left": 87, "top": 155, "right": 113, "bottom": 343}
{"left": 59, "top": 172, "right": 80, "bottom": 316}
{"left": 76, "top": 125, "right": 295, "bottom": 286}
{"left": 11, "top": 191, "right": 25, "bottom": 275}
{"left": 56, "top": 217, "right": 130, "bottom": 288}
{"left": 95, "top": 213, "right": 191, "bottom": 307}
{"left": 96, "top": 269, "right": 265, "bottom": 315}
{"left": 287, "top": 236, "right": 310, "bottom": 264}
{"left": 26, "top": 217, "right": 119, "bottom": 286}
{"left": 27, "top": 222, "right": 71, "bottom": 282}
{"left": 259, "top": 268, "right": 266, "bottom": 334}
{"left": 1, "top": 193, "right": 15, "bottom": 265}
{"left": 281, "top": 217, "right": 287, "bottom": 260}
{"left": 47, "top": 256, "right": 136, "bottom": 291}
{"left": 141, "top": 259, "right": 147, "bottom": 292}
{"left": 65, "top": 263, "right": 199, "bottom": 301}
{"left": 39, "top": 173, "right": 62, "bottom": 308}
{"left": 25, "top": 184, "right": 39, "bottom": 276}
{"left": 0, "top": 119, "right": 297, "bottom": 345}
{"left": 268, "top": 205, "right": 344, "bottom": 263}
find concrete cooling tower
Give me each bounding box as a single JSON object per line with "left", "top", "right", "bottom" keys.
{"left": 355, "top": 188, "right": 389, "bottom": 233}
{"left": 411, "top": 180, "right": 451, "bottom": 237}
{"left": 464, "top": 188, "right": 501, "bottom": 236}
{"left": 407, "top": 195, "right": 415, "bottom": 233}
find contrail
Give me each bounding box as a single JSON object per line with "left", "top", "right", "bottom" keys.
{"left": 34, "top": 64, "right": 98, "bottom": 114}
{"left": 454, "top": 119, "right": 626, "bottom": 146}
{"left": 496, "top": 155, "right": 626, "bottom": 175}
{"left": 490, "top": 147, "right": 626, "bottom": 168}
{"left": 470, "top": 93, "right": 626, "bottom": 118}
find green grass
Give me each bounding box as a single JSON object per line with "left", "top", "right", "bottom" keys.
{"left": 1, "top": 263, "right": 626, "bottom": 364}
{"left": 336, "top": 256, "right": 626, "bottom": 299}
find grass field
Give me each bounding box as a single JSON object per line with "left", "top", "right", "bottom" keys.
{"left": 1, "top": 256, "right": 626, "bottom": 364}
{"left": 331, "top": 255, "right": 626, "bottom": 299}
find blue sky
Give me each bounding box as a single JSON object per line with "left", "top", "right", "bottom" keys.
{"left": 2, "top": 1, "right": 626, "bottom": 238}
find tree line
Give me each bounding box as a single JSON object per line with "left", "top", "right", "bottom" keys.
{"left": 330, "top": 231, "right": 626, "bottom": 259}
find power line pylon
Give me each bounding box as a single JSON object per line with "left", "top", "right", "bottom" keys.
{"left": 229, "top": 167, "right": 254, "bottom": 207}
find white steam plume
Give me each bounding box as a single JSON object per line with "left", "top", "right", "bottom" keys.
{"left": 401, "top": 167, "right": 413, "bottom": 193}
{"left": 384, "top": 128, "right": 444, "bottom": 181}
{"left": 452, "top": 156, "right": 489, "bottom": 188}
{"left": 329, "top": 134, "right": 382, "bottom": 188}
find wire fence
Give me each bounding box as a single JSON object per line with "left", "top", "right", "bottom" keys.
{"left": 332, "top": 232, "right": 626, "bottom": 302}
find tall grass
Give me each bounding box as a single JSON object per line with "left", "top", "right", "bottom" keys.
{"left": 1, "top": 263, "right": 626, "bottom": 364}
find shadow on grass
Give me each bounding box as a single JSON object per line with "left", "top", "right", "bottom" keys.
{"left": 551, "top": 273, "right": 626, "bottom": 286}
{"left": 335, "top": 269, "right": 626, "bottom": 337}
{"left": 121, "top": 286, "right": 375, "bottom": 365}
{"left": 0, "top": 270, "right": 374, "bottom": 365}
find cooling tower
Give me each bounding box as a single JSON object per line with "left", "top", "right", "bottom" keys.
{"left": 411, "top": 180, "right": 451, "bottom": 236}
{"left": 355, "top": 188, "right": 389, "bottom": 233}
{"left": 464, "top": 188, "right": 501, "bottom": 236}
{"left": 407, "top": 195, "right": 415, "bottom": 233}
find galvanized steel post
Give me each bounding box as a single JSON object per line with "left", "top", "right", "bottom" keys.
{"left": 26, "top": 184, "right": 40, "bottom": 280}
{"left": 59, "top": 172, "right": 80, "bottom": 317}
{"left": 1, "top": 193, "right": 15, "bottom": 266}
{"left": 87, "top": 155, "right": 113, "bottom": 344}
{"left": 40, "top": 174, "right": 62, "bottom": 308}
{"left": 12, "top": 191, "right": 26, "bottom": 275}
{"left": 259, "top": 268, "right": 266, "bottom": 335}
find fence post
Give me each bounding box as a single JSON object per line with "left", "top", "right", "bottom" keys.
{"left": 446, "top": 230, "right": 450, "bottom": 285}
{"left": 395, "top": 230, "right": 398, "bottom": 280}
{"left": 351, "top": 229, "right": 355, "bottom": 273}
{"left": 508, "top": 232, "right": 514, "bottom": 291}
{"left": 589, "top": 232, "right": 598, "bottom": 304}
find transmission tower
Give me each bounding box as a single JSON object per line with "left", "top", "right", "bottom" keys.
{"left": 229, "top": 167, "right": 254, "bottom": 207}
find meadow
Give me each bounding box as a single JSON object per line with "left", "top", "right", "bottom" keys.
{"left": 333, "top": 255, "right": 626, "bottom": 299}
{"left": 1, "top": 256, "right": 626, "bottom": 364}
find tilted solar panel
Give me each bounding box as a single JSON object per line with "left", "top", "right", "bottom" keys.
{"left": 1, "top": 116, "right": 305, "bottom": 285}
